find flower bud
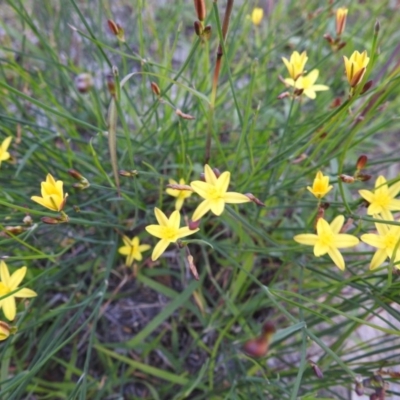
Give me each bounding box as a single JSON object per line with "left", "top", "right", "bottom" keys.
{"left": 355, "top": 378, "right": 364, "bottom": 396}
{"left": 245, "top": 193, "right": 265, "bottom": 206}
{"left": 189, "top": 219, "right": 201, "bottom": 230}
{"left": 193, "top": 0, "right": 206, "bottom": 22}
{"left": 187, "top": 255, "right": 199, "bottom": 280}
{"left": 242, "top": 322, "right": 275, "bottom": 358}
{"left": 23, "top": 215, "right": 33, "bottom": 226}
{"left": 150, "top": 82, "right": 161, "bottom": 96}
{"left": 107, "top": 19, "right": 125, "bottom": 42}
{"left": 323, "top": 33, "right": 334, "bottom": 45}
{"left": 277, "top": 91, "right": 290, "bottom": 100}
{"left": 203, "top": 25, "right": 212, "bottom": 41}
{"left": 75, "top": 73, "right": 93, "bottom": 94}
{"left": 310, "top": 361, "right": 324, "bottom": 379}
{"left": 119, "top": 170, "right": 138, "bottom": 177}
{"left": 0, "top": 321, "right": 11, "bottom": 341}
{"left": 357, "top": 173, "right": 371, "bottom": 182}
{"left": 356, "top": 155, "right": 368, "bottom": 170}
{"left": 194, "top": 20, "right": 203, "bottom": 36}
{"left": 374, "top": 20, "right": 380, "bottom": 34}
{"left": 335, "top": 7, "right": 348, "bottom": 37}
{"left": 106, "top": 73, "right": 116, "bottom": 98}
{"left": 339, "top": 174, "right": 355, "bottom": 183}
{"left": 360, "top": 80, "right": 373, "bottom": 95}
{"left": 68, "top": 169, "right": 84, "bottom": 181}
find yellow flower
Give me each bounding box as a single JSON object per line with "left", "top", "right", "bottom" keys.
{"left": 336, "top": 7, "right": 348, "bottom": 36}
{"left": 118, "top": 236, "right": 151, "bottom": 266}
{"left": 145, "top": 208, "right": 199, "bottom": 261}
{"left": 294, "top": 216, "right": 359, "bottom": 271}
{"left": 285, "top": 69, "right": 329, "bottom": 99}
{"left": 307, "top": 171, "right": 333, "bottom": 199}
{"left": 0, "top": 261, "right": 37, "bottom": 321}
{"left": 359, "top": 175, "right": 400, "bottom": 221}
{"left": 190, "top": 165, "right": 251, "bottom": 221}
{"left": 166, "top": 178, "right": 192, "bottom": 211}
{"left": 31, "top": 173, "right": 68, "bottom": 212}
{"left": 251, "top": 7, "right": 264, "bottom": 26}
{"left": 343, "top": 50, "right": 370, "bottom": 87}
{"left": 360, "top": 213, "right": 400, "bottom": 270}
{"left": 282, "top": 51, "right": 308, "bottom": 81}
{"left": 0, "top": 137, "right": 12, "bottom": 167}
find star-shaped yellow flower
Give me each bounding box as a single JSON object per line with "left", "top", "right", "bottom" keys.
{"left": 251, "top": 7, "right": 263, "bottom": 26}
{"left": 307, "top": 171, "right": 333, "bottom": 199}
{"left": 343, "top": 50, "right": 370, "bottom": 87}
{"left": 359, "top": 175, "right": 400, "bottom": 221}
{"left": 285, "top": 69, "right": 329, "bottom": 99}
{"left": 145, "top": 208, "right": 199, "bottom": 261}
{"left": 0, "top": 261, "right": 37, "bottom": 321}
{"left": 118, "top": 236, "right": 151, "bottom": 266}
{"left": 166, "top": 178, "right": 193, "bottom": 211}
{"left": 361, "top": 213, "right": 400, "bottom": 270}
{"left": 0, "top": 137, "right": 12, "bottom": 167}
{"left": 294, "top": 216, "right": 359, "bottom": 270}
{"left": 31, "top": 173, "right": 68, "bottom": 212}
{"left": 190, "top": 165, "right": 251, "bottom": 221}
{"left": 282, "top": 51, "right": 308, "bottom": 81}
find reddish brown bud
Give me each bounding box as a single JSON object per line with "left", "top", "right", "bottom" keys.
{"left": 330, "top": 97, "right": 342, "bottom": 108}
{"left": 68, "top": 169, "right": 84, "bottom": 181}
{"left": 356, "top": 155, "right": 368, "bottom": 170}
{"left": 337, "top": 41, "right": 347, "bottom": 50}
{"left": 243, "top": 322, "right": 275, "bottom": 358}
{"left": 166, "top": 183, "right": 193, "bottom": 191}
{"left": 150, "top": 82, "right": 161, "bottom": 96}
{"left": 339, "top": 174, "right": 355, "bottom": 183}
{"left": 291, "top": 153, "right": 307, "bottom": 164}
{"left": 176, "top": 109, "right": 195, "bottom": 120}
{"left": 194, "top": 20, "right": 203, "bottom": 36}
{"left": 350, "top": 67, "right": 366, "bottom": 87}
{"left": 107, "top": 19, "right": 125, "bottom": 42}
{"left": 189, "top": 219, "right": 201, "bottom": 230}
{"left": 41, "top": 217, "right": 62, "bottom": 224}
{"left": 357, "top": 173, "right": 372, "bottom": 182}
{"left": 361, "top": 80, "right": 373, "bottom": 94}
{"left": 294, "top": 88, "right": 304, "bottom": 96}
{"left": 323, "top": 33, "right": 334, "bottom": 45}
{"left": 245, "top": 193, "right": 265, "bottom": 207}
{"left": 106, "top": 73, "right": 116, "bottom": 98}
{"left": 261, "top": 322, "right": 276, "bottom": 336}
{"left": 277, "top": 91, "right": 290, "bottom": 99}
{"left": 194, "top": 0, "right": 206, "bottom": 21}
{"left": 310, "top": 361, "right": 324, "bottom": 379}
{"left": 374, "top": 20, "right": 380, "bottom": 34}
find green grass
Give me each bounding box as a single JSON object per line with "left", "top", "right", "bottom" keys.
{"left": 1, "top": 0, "right": 400, "bottom": 399}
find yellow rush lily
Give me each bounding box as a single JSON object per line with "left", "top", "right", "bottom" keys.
{"left": 282, "top": 51, "right": 308, "bottom": 81}
{"left": 118, "top": 236, "right": 151, "bottom": 266}
{"left": 31, "top": 173, "right": 68, "bottom": 212}
{"left": 336, "top": 7, "right": 348, "bottom": 36}
{"left": 190, "top": 165, "right": 250, "bottom": 221}
{"left": 285, "top": 69, "right": 329, "bottom": 99}
{"left": 145, "top": 208, "right": 199, "bottom": 261}
{"left": 358, "top": 175, "right": 400, "bottom": 221}
{"left": 343, "top": 50, "right": 370, "bottom": 87}
{"left": 166, "top": 178, "right": 193, "bottom": 211}
{"left": 251, "top": 7, "right": 263, "bottom": 26}
{"left": 0, "top": 261, "right": 37, "bottom": 321}
{"left": 361, "top": 213, "right": 400, "bottom": 270}
{"left": 307, "top": 171, "right": 333, "bottom": 199}
{"left": 0, "top": 137, "right": 12, "bottom": 167}
{"left": 294, "top": 216, "right": 359, "bottom": 271}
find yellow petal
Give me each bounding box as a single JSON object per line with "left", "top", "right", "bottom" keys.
{"left": 204, "top": 164, "right": 218, "bottom": 186}
{"left": 9, "top": 266, "right": 27, "bottom": 289}
{"left": 176, "top": 227, "right": 199, "bottom": 240}
{"left": 145, "top": 225, "right": 166, "bottom": 239}
{"left": 361, "top": 233, "right": 385, "bottom": 249}
{"left": 332, "top": 234, "right": 359, "bottom": 248}
{"left": 169, "top": 210, "right": 181, "bottom": 230}
{"left": 388, "top": 199, "right": 400, "bottom": 211}
{"left": 152, "top": 239, "right": 170, "bottom": 261}
{"left": 192, "top": 200, "right": 211, "bottom": 221}
{"left": 374, "top": 175, "right": 387, "bottom": 193}
{"left": 303, "top": 89, "right": 316, "bottom": 99}
{"left": 2, "top": 296, "right": 16, "bottom": 321}
{"left": 370, "top": 249, "right": 387, "bottom": 270}
{"left": 14, "top": 288, "right": 37, "bottom": 298}
{"left": 358, "top": 189, "right": 374, "bottom": 203}
{"left": 210, "top": 199, "right": 225, "bottom": 216}
{"left": 118, "top": 246, "right": 130, "bottom": 255}
{"left": 216, "top": 171, "right": 230, "bottom": 193}
{"left": 316, "top": 218, "right": 331, "bottom": 235}
{"left": 138, "top": 244, "right": 151, "bottom": 252}
{"left": 293, "top": 234, "right": 318, "bottom": 246}
{"left": 0, "top": 261, "right": 10, "bottom": 287}
{"left": 388, "top": 180, "right": 400, "bottom": 197}
{"left": 175, "top": 196, "right": 184, "bottom": 211}
{"left": 1, "top": 137, "right": 12, "bottom": 152}
{"left": 223, "top": 192, "right": 251, "bottom": 203}
{"left": 31, "top": 196, "right": 58, "bottom": 211}
{"left": 330, "top": 215, "right": 344, "bottom": 234}
{"left": 191, "top": 181, "right": 212, "bottom": 199}
{"left": 154, "top": 208, "right": 169, "bottom": 227}
{"left": 314, "top": 242, "right": 329, "bottom": 256}
{"left": 327, "top": 247, "right": 345, "bottom": 270}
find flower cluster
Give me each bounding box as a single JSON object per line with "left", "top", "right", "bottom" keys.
{"left": 281, "top": 9, "right": 370, "bottom": 99}
{"left": 294, "top": 169, "right": 400, "bottom": 272}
